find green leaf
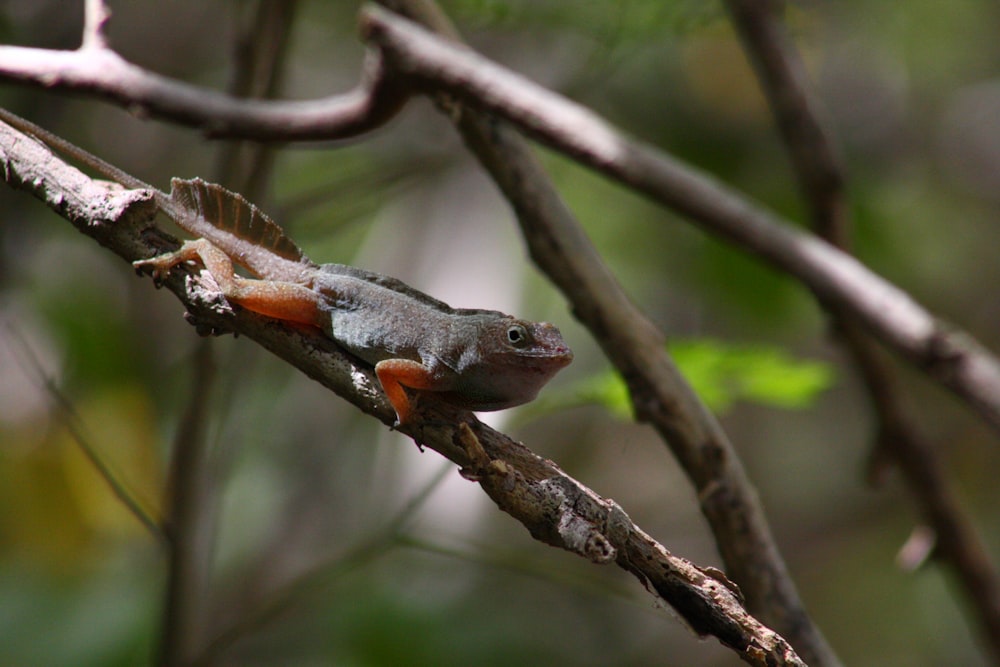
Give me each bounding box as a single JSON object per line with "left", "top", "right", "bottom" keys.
{"left": 669, "top": 339, "right": 835, "bottom": 412}
{"left": 541, "top": 338, "right": 835, "bottom": 420}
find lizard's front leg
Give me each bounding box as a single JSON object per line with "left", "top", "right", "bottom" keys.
{"left": 135, "top": 239, "right": 323, "bottom": 327}
{"left": 375, "top": 358, "right": 445, "bottom": 426}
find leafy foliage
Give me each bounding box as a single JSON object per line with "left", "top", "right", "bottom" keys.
{"left": 447, "top": 0, "right": 724, "bottom": 41}
{"left": 553, "top": 339, "right": 835, "bottom": 420}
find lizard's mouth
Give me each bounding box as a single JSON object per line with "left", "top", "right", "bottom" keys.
{"left": 551, "top": 348, "right": 574, "bottom": 366}
{"left": 526, "top": 349, "right": 574, "bottom": 372}
{"left": 518, "top": 346, "right": 573, "bottom": 365}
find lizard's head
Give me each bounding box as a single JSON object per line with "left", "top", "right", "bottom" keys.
{"left": 495, "top": 319, "right": 574, "bottom": 369}
{"left": 447, "top": 316, "right": 574, "bottom": 412}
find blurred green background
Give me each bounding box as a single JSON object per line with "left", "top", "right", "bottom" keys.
{"left": 1, "top": 1, "right": 999, "bottom": 665}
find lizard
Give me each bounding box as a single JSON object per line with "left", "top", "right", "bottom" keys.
{"left": 0, "top": 108, "right": 574, "bottom": 426}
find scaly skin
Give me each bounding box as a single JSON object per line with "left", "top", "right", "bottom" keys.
{"left": 0, "top": 108, "right": 573, "bottom": 424}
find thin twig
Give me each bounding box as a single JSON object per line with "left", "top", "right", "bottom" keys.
{"left": 723, "top": 0, "right": 847, "bottom": 241}
{"left": 852, "top": 329, "right": 1000, "bottom": 659}
{"left": 159, "top": 340, "right": 217, "bottom": 667}
{"left": 194, "top": 462, "right": 453, "bottom": 666}
{"left": 4, "top": 323, "right": 166, "bottom": 543}
{"left": 161, "top": 5, "right": 304, "bottom": 664}
{"left": 214, "top": 0, "right": 300, "bottom": 195}
{"left": 722, "top": 1, "right": 1000, "bottom": 661}
{"left": 81, "top": 0, "right": 111, "bottom": 51}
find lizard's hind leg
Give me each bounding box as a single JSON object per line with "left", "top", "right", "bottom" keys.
{"left": 135, "top": 239, "right": 323, "bottom": 327}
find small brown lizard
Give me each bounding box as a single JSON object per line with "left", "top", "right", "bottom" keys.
{"left": 0, "top": 108, "right": 573, "bottom": 425}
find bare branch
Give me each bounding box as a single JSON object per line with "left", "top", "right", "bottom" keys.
{"left": 159, "top": 340, "right": 217, "bottom": 667}
{"left": 82, "top": 0, "right": 112, "bottom": 51}
{"left": 854, "top": 331, "right": 1000, "bottom": 656}
{"left": 723, "top": 1, "right": 1000, "bottom": 659}
{"left": 360, "top": 2, "right": 840, "bottom": 664}
{"left": 455, "top": 113, "right": 835, "bottom": 667}
{"left": 213, "top": 0, "right": 300, "bottom": 195}
{"left": 159, "top": 5, "right": 306, "bottom": 664}
{"left": 358, "top": 4, "right": 1000, "bottom": 440}
{"left": 5, "top": 323, "right": 166, "bottom": 543}
{"left": 723, "top": 0, "right": 847, "bottom": 241}
{"left": 0, "top": 44, "right": 407, "bottom": 140}
{"left": 0, "top": 111, "right": 806, "bottom": 667}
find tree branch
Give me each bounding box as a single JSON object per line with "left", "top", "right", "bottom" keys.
{"left": 723, "top": 0, "right": 1000, "bottom": 660}
{"left": 159, "top": 3, "right": 305, "bottom": 664}
{"left": 0, "top": 43, "right": 408, "bottom": 140}
{"left": 0, "top": 113, "right": 805, "bottom": 667}
{"left": 723, "top": 0, "right": 847, "bottom": 242}
{"left": 159, "top": 340, "right": 216, "bottom": 667}
{"left": 4, "top": 7, "right": 999, "bottom": 446}
{"left": 370, "top": 2, "right": 839, "bottom": 664}
{"left": 358, "top": 4, "right": 1000, "bottom": 442}
{"left": 81, "top": 0, "right": 112, "bottom": 51}
{"left": 455, "top": 114, "right": 835, "bottom": 667}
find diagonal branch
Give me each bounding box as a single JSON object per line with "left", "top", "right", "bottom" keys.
{"left": 3, "top": 8, "right": 999, "bottom": 445}
{"left": 455, "top": 114, "right": 835, "bottom": 667}
{"left": 723, "top": 0, "right": 1000, "bottom": 660}
{"left": 0, "top": 44, "right": 407, "bottom": 140}
{"left": 370, "top": 2, "right": 839, "bottom": 664}
{"left": 5, "top": 323, "right": 166, "bottom": 543}
{"left": 723, "top": 0, "right": 847, "bottom": 242}
{"left": 0, "top": 110, "right": 805, "bottom": 667}
{"left": 358, "top": 4, "right": 1000, "bottom": 442}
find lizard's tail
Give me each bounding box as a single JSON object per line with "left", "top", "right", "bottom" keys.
{"left": 0, "top": 106, "right": 149, "bottom": 191}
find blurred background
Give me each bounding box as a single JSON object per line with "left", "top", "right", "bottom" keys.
{"left": 1, "top": 1, "right": 999, "bottom": 665}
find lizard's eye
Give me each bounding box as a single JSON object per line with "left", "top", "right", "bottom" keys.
{"left": 506, "top": 323, "right": 530, "bottom": 348}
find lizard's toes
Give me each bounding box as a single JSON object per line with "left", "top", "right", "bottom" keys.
{"left": 133, "top": 254, "right": 185, "bottom": 284}
{"left": 133, "top": 261, "right": 164, "bottom": 285}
